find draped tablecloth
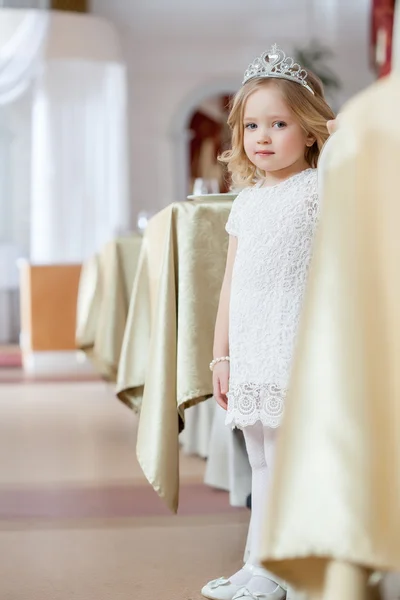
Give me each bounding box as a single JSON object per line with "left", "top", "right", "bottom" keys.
{"left": 205, "top": 404, "right": 252, "bottom": 508}
{"left": 260, "top": 75, "right": 400, "bottom": 600}
{"left": 76, "top": 235, "right": 142, "bottom": 381}
{"left": 116, "top": 199, "right": 233, "bottom": 512}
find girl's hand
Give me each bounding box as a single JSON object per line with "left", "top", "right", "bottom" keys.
{"left": 213, "top": 361, "right": 230, "bottom": 410}
{"left": 327, "top": 119, "right": 337, "bottom": 135}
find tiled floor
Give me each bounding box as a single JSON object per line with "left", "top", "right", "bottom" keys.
{"left": 0, "top": 367, "right": 101, "bottom": 383}
{"left": 1, "top": 375, "right": 398, "bottom": 599}
{"left": 0, "top": 379, "right": 213, "bottom": 491}
{"left": 0, "top": 377, "right": 248, "bottom": 600}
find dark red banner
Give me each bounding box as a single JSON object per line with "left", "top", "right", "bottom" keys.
{"left": 371, "top": 0, "right": 396, "bottom": 77}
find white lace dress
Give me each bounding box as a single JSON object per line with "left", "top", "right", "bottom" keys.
{"left": 225, "top": 168, "right": 319, "bottom": 429}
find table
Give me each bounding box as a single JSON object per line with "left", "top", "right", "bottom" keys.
{"left": 76, "top": 235, "right": 142, "bottom": 381}
{"left": 204, "top": 404, "right": 252, "bottom": 507}
{"left": 179, "top": 399, "right": 216, "bottom": 459}
{"left": 116, "top": 199, "right": 233, "bottom": 512}
{"left": 260, "top": 76, "right": 400, "bottom": 599}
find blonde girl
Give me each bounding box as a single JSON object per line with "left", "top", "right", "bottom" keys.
{"left": 202, "top": 44, "right": 335, "bottom": 600}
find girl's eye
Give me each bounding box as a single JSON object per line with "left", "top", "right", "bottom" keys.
{"left": 273, "top": 121, "right": 287, "bottom": 129}
{"left": 245, "top": 123, "right": 257, "bottom": 130}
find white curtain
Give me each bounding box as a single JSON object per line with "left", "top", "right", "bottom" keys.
{"left": 0, "top": 10, "right": 48, "bottom": 105}
{"left": 30, "top": 61, "right": 129, "bottom": 263}
{"left": 0, "top": 11, "right": 130, "bottom": 342}
{"left": 0, "top": 11, "right": 48, "bottom": 342}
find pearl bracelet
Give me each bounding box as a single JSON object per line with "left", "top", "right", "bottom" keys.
{"left": 209, "top": 356, "right": 230, "bottom": 372}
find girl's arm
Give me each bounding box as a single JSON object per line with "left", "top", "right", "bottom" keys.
{"left": 212, "top": 235, "right": 238, "bottom": 410}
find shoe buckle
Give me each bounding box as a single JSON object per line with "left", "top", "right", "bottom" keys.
{"left": 209, "top": 577, "right": 230, "bottom": 590}
{"left": 233, "top": 589, "right": 264, "bottom": 599}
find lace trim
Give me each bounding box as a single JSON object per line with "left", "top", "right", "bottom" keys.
{"left": 226, "top": 382, "right": 285, "bottom": 429}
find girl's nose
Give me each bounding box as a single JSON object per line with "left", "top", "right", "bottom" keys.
{"left": 257, "top": 131, "right": 272, "bottom": 144}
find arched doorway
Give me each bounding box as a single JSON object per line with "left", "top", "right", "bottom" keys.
{"left": 188, "top": 94, "right": 231, "bottom": 194}
{"left": 169, "top": 80, "right": 238, "bottom": 202}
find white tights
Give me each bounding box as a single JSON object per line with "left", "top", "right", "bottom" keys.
{"left": 229, "top": 421, "right": 279, "bottom": 593}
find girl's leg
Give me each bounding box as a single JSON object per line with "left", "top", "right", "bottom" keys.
{"left": 227, "top": 422, "right": 267, "bottom": 586}
{"left": 201, "top": 423, "right": 280, "bottom": 599}
{"left": 242, "top": 422, "right": 280, "bottom": 594}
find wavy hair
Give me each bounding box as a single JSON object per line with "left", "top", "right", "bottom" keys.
{"left": 219, "top": 70, "right": 335, "bottom": 188}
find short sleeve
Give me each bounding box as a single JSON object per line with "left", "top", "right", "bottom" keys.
{"left": 225, "top": 190, "right": 246, "bottom": 236}
{"left": 304, "top": 170, "right": 319, "bottom": 229}
{"left": 306, "top": 191, "right": 319, "bottom": 226}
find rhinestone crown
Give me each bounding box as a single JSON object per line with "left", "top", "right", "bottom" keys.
{"left": 242, "top": 43, "right": 315, "bottom": 95}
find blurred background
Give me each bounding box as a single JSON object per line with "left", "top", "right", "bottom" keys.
{"left": 0, "top": 2, "right": 396, "bottom": 599}
{"left": 0, "top": 0, "right": 385, "bottom": 354}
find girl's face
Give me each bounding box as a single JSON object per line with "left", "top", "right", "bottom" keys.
{"left": 243, "top": 83, "right": 314, "bottom": 176}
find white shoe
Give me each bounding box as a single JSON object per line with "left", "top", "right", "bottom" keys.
{"left": 201, "top": 565, "right": 255, "bottom": 600}
{"left": 201, "top": 577, "right": 244, "bottom": 600}
{"left": 232, "top": 585, "right": 286, "bottom": 600}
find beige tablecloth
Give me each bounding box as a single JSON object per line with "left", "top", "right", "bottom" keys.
{"left": 117, "top": 199, "right": 232, "bottom": 512}
{"left": 76, "top": 235, "right": 142, "bottom": 381}
{"left": 260, "top": 75, "right": 400, "bottom": 600}
{"left": 204, "top": 404, "right": 252, "bottom": 507}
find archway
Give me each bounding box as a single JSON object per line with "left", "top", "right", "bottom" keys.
{"left": 169, "top": 79, "right": 238, "bottom": 202}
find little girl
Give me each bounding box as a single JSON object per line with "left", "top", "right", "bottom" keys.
{"left": 202, "top": 45, "right": 335, "bottom": 600}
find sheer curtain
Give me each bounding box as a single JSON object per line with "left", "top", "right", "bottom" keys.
{"left": 0, "top": 10, "right": 48, "bottom": 342}
{"left": 30, "top": 61, "right": 129, "bottom": 263}
{"left": 0, "top": 10, "right": 48, "bottom": 104}
{"left": 0, "top": 10, "right": 129, "bottom": 342}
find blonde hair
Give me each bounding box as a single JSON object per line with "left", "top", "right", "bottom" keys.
{"left": 220, "top": 70, "right": 335, "bottom": 188}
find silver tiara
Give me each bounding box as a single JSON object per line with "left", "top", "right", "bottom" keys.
{"left": 242, "top": 43, "right": 314, "bottom": 95}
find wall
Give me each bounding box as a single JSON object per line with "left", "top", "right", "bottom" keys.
{"left": 90, "top": 0, "right": 374, "bottom": 224}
